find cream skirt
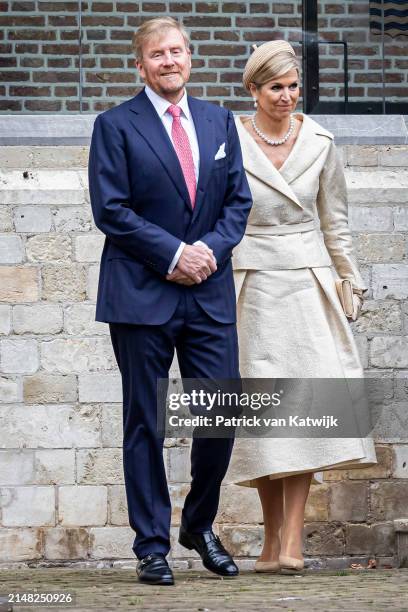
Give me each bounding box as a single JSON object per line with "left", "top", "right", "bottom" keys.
{"left": 225, "top": 266, "right": 377, "bottom": 487}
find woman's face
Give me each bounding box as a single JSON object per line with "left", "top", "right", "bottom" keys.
{"left": 250, "top": 68, "right": 300, "bottom": 120}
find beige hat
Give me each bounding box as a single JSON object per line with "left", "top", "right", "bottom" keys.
{"left": 242, "top": 40, "right": 297, "bottom": 92}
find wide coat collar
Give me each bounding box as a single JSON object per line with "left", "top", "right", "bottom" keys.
{"left": 235, "top": 112, "right": 334, "bottom": 210}
{"left": 128, "top": 88, "right": 215, "bottom": 219}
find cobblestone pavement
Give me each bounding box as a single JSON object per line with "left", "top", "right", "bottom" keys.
{"left": 0, "top": 568, "right": 408, "bottom": 612}
{"left": 0, "top": 569, "right": 408, "bottom": 611}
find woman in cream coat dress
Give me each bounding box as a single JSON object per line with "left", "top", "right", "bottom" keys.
{"left": 225, "top": 40, "right": 377, "bottom": 574}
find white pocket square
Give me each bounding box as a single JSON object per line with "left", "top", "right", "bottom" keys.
{"left": 214, "top": 143, "right": 226, "bottom": 160}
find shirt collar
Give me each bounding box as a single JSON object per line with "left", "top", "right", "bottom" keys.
{"left": 144, "top": 85, "right": 191, "bottom": 120}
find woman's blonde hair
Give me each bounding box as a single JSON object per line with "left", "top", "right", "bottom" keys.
{"left": 132, "top": 17, "right": 190, "bottom": 61}
{"left": 242, "top": 41, "right": 300, "bottom": 91}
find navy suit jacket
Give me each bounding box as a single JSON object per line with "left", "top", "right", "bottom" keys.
{"left": 88, "top": 88, "right": 252, "bottom": 325}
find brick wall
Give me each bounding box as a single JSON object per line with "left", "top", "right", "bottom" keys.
{"left": 0, "top": 0, "right": 406, "bottom": 113}
{"left": 0, "top": 140, "right": 407, "bottom": 566}
{"left": 317, "top": 1, "right": 407, "bottom": 103}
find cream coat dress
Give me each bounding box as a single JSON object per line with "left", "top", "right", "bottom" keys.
{"left": 225, "top": 113, "right": 377, "bottom": 487}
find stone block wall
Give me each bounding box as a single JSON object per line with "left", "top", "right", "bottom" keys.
{"left": 0, "top": 140, "right": 407, "bottom": 567}
{"left": 0, "top": 0, "right": 406, "bottom": 113}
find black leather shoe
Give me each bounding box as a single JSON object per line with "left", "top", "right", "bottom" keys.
{"left": 136, "top": 553, "right": 174, "bottom": 585}
{"left": 178, "top": 526, "right": 239, "bottom": 577}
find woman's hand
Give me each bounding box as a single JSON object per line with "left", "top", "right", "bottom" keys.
{"left": 349, "top": 293, "right": 364, "bottom": 322}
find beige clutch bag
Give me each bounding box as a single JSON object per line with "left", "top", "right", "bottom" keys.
{"left": 335, "top": 279, "right": 355, "bottom": 317}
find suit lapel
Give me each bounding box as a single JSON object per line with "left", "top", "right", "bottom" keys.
{"left": 235, "top": 113, "right": 333, "bottom": 210}
{"left": 235, "top": 114, "right": 303, "bottom": 209}
{"left": 128, "top": 89, "right": 192, "bottom": 211}
{"left": 188, "top": 95, "right": 215, "bottom": 223}
{"left": 279, "top": 114, "right": 333, "bottom": 186}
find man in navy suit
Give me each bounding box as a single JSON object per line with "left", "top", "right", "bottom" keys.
{"left": 88, "top": 16, "right": 252, "bottom": 585}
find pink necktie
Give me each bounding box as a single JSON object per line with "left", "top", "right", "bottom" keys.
{"left": 167, "top": 104, "right": 196, "bottom": 208}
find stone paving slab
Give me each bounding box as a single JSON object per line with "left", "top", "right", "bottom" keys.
{"left": 0, "top": 569, "right": 407, "bottom": 611}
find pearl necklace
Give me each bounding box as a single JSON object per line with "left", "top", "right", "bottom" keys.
{"left": 251, "top": 114, "right": 295, "bottom": 146}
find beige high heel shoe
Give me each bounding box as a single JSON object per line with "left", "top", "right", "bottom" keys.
{"left": 255, "top": 527, "right": 282, "bottom": 573}
{"left": 278, "top": 554, "right": 305, "bottom": 575}
{"left": 254, "top": 560, "right": 280, "bottom": 573}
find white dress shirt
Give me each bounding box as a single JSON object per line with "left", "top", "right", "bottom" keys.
{"left": 145, "top": 85, "right": 206, "bottom": 274}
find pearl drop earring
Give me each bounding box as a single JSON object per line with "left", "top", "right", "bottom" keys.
{"left": 253, "top": 99, "right": 258, "bottom": 109}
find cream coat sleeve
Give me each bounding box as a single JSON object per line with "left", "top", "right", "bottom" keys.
{"left": 316, "top": 141, "right": 367, "bottom": 292}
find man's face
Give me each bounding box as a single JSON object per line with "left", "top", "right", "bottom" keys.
{"left": 136, "top": 28, "right": 191, "bottom": 99}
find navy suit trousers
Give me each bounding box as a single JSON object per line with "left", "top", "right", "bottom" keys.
{"left": 109, "top": 289, "right": 239, "bottom": 559}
